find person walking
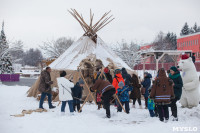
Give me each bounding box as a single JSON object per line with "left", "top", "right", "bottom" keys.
{"left": 150, "top": 68, "right": 175, "bottom": 122}
{"left": 117, "top": 81, "right": 133, "bottom": 114}
{"left": 91, "top": 79, "right": 116, "bottom": 118}
{"left": 121, "top": 67, "right": 131, "bottom": 86}
{"left": 169, "top": 66, "right": 183, "bottom": 121}
{"left": 38, "top": 67, "right": 56, "bottom": 109}
{"left": 130, "top": 73, "right": 142, "bottom": 109}
{"left": 141, "top": 72, "right": 152, "bottom": 109}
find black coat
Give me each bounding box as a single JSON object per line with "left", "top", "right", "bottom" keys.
{"left": 105, "top": 73, "right": 113, "bottom": 84}
{"left": 122, "top": 68, "right": 131, "bottom": 86}
{"left": 71, "top": 82, "right": 83, "bottom": 104}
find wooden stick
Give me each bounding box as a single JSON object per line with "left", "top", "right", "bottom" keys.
{"left": 114, "top": 94, "right": 126, "bottom": 113}
{"left": 79, "top": 69, "right": 97, "bottom": 105}
{"left": 110, "top": 86, "right": 129, "bottom": 103}
{"left": 78, "top": 93, "right": 90, "bottom": 112}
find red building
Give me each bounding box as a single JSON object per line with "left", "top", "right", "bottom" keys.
{"left": 177, "top": 32, "right": 200, "bottom": 62}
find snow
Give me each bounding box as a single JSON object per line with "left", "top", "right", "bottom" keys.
{"left": 0, "top": 85, "right": 200, "bottom": 133}
{"left": 50, "top": 36, "right": 132, "bottom": 71}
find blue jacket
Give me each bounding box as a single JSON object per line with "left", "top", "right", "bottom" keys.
{"left": 117, "top": 85, "right": 133, "bottom": 102}
{"left": 148, "top": 98, "right": 155, "bottom": 110}
{"left": 71, "top": 82, "right": 83, "bottom": 104}
{"left": 141, "top": 73, "right": 152, "bottom": 97}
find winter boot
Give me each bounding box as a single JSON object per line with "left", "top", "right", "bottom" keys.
{"left": 165, "top": 118, "right": 169, "bottom": 123}
{"left": 49, "top": 105, "right": 56, "bottom": 109}
{"left": 106, "top": 114, "right": 111, "bottom": 118}
{"left": 172, "top": 117, "right": 178, "bottom": 121}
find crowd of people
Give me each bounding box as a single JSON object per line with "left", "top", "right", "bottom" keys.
{"left": 38, "top": 65, "right": 183, "bottom": 122}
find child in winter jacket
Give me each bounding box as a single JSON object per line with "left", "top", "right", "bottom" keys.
{"left": 148, "top": 98, "right": 155, "bottom": 117}
{"left": 150, "top": 68, "right": 175, "bottom": 122}
{"left": 117, "top": 81, "right": 133, "bottom": 114}
{"left": 71, "top": 79, "right": 84, "bottom": 112}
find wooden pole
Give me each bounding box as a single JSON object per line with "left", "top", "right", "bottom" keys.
{"left": 79, "top": 69, "right": 97, "bottom": 105}
{"left": 114, "top": 94, "right": 126, "bottom": 113}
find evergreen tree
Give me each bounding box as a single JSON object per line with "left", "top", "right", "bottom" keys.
{"left": 181, "top": 22, "right": 189, "bottom": 36}
{"left": 189, "top": 27, "right": 195, "bottom": 34}
{"left": 0, "top": 22, "right": 14, "bottom": 74}
{"left": 193, "top": 22, "right": 198, "bottom": 32}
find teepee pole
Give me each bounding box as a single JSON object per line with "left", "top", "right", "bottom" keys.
{"left": 96, "top": 18, "right": 115, "bottom": 32}
{"left": 79, "top": 69, "right": 97, "bottom": 105}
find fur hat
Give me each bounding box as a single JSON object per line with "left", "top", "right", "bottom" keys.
{"left": 181, "top": 54, "right": 189, "bottom": 60}
{"left": 170, "top": 66, "right": 178, "bottom": 72}
{"left": 104, "top": 67, "right": 109, "bottom": 73}
{"left": 118, "top": 81, "right": 124, "bottom": 87}
{"left": 79, "top": 79, "right": 84, "bottom": 84}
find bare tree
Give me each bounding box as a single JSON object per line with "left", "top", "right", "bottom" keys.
{"left": 40, "top": 37, "right": 74, "bottom": 58}
{"left": 23, "top": 48, "right": 43, "bottom": 66}
{"left": 113, "top": 40, "right": 140, "bottom": 68}
{"left": 9, "top": 40, "right": 24, "bottom": 64}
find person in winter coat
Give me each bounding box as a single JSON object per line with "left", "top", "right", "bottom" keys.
{"left": 150, "top": 68, "right": 175, "bottom": 122}
{"left": 104, "top": 67, "right": 113, "bottom": 84}
{"left": 112, "top": 70, "right": 125, "bottom": 94}
{"left": 71, "top": 79, "right": 84, "bottom": 112}
{"left": 57, "top": 71, "right": 74, "bottom": 115}
{"left": 141, "top": 72, "right": 152, "bottom": 108}
{"left": 91, "top": 79, "right": 116, "bottom": 118}
{"left": 169, "top": 66, "right": 183, "bottom": 121}
{"left": 192, "top": 53, "right": 196, "bottom": 64}
{"left": 38, "top": 67, "right": 55, "bottom": 109}
{"left": 117, "top": 81, "right": 133, "bottom": 114}
{"left": 130, "top": 73, "right": 142, "bottom": 109}
{"left": 121, "top": 68, "right": 131, "bottom": 86}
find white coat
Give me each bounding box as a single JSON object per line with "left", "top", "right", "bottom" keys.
{"left": 57, "top": 77, "right": 74, "bottom": 101}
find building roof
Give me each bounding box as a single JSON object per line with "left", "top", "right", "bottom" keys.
{"left": 177, "top": 32, "right": 200, "bottom": 39}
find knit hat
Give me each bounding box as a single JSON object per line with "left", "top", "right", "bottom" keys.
{"left": 79, "top": 79, "right": 84, "bottom": 84}
{"left": 118, "top": 81, "right": 124, "bottom": 87}
{"left": 181, "top": 54, "right": 189, "bottom": 60}
{"left": 104, "top": 67, "right": 109, "bottom": 73}
{"left": 170, "top": 66, "right": 178, "bottom": 72}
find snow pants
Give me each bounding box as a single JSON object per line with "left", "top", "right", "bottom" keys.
{"left": 117, "top": 101, "right": 130, "bottom": 113}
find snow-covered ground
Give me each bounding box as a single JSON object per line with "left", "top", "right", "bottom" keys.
{"left": 0, "top": 85, "right": 200, "bottom": 133}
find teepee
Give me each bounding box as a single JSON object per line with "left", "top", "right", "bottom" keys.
{"left": 27, "top": 9, "right": 132, "bottom": 102}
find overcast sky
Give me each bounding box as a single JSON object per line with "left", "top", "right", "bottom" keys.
{"left": 0, "top": 0, "right": 200, "bottom": 49}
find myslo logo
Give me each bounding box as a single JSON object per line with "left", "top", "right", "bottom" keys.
{"left": 173, "top": 127, "right": 198, "bottom": 132}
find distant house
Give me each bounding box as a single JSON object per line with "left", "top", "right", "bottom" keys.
{"left": 177, "top": 32, "right": 200, "bottom": 62}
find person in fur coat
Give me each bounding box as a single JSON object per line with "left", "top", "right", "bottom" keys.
{"left": 150, "top": 68, "right": 175, "bottom": 122}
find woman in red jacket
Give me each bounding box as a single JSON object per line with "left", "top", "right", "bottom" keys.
{"left": 112, "top": 69, "right": 125, "bottom": 94}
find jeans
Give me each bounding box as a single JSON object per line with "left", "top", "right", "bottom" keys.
{"left": 117, "top": 101, "right": 130, "bottom": 113}
{"left": 102, "top": 88, "right": 116, "bottom": 117}
{"left": 133, "top": 98, "right": 141, "bottom": 105}
{"left": 157, "top": 105, "right": 169, "bottom": 121}
{"left": 39, "top": 92, "right": 53, "bottom": 108}
{"left": 61, "top": 100, "right": 74, "bottom": 113}
{"left": 170, "top": 98, "right": 178, "bottom": 118}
